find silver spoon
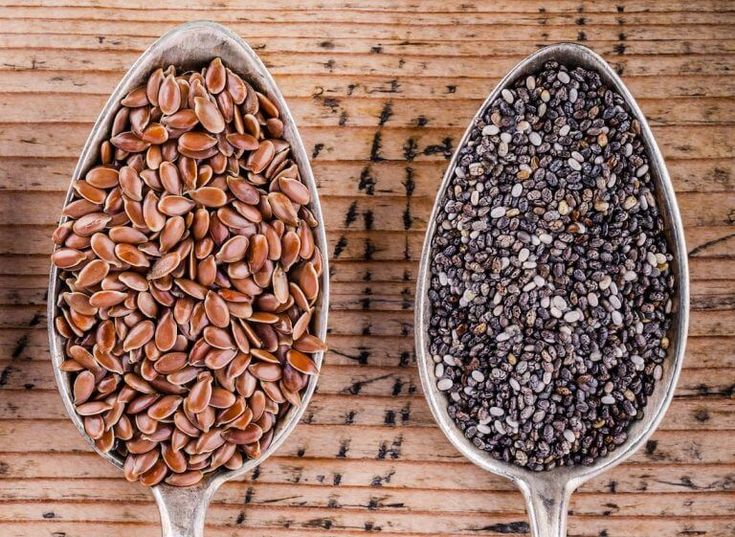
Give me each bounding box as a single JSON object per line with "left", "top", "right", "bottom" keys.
{"left": 47, "top": 21, "right": 330, "bottom": 537}
{"left": 415, "top": 43, "right": 689, "bottom": 537}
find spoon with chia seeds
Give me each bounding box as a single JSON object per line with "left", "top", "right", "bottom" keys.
{"left": 415, "top": 43, "right": 688, "bottom": 537}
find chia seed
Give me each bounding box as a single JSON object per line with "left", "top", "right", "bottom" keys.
{"left": 427, "top": 61, "right": 675, "bottom": 472}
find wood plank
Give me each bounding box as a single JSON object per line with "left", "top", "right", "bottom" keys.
{"left": 1, "top": 5, "right": 734, "bottom": 25}
{"left": 3, "top": 190, "right": 735, "bottom": 230}
{"left": 0, "top": 123, "right": 731, "bottom": 161}
{"left": 2, "top": 390, "right": 732, "bottom": 432}
{"left": 3, "top": 93, "right": 734, "bottom": 128}
{"left": 2, "top": 33, "right": 735, "bottom": 57}
{"left": 1, "top": 359, "right": 732, "bottom": 399}
{"left": 3, "top": 304, "right": 735, "bottom": 337}
{"left": 1, "top": 452, "right": 732, "bottom": 494}
{"left": 1, "top": 275, "right": 732, "bottom": 307}
{"left": 3, "top": 158, "right": 734, "bottom": 195}
{"left": 1, "top": 254, "right": 735, "bottom": 285}
{"left": 0, "top": 483, "right": 733, "bottom": 517}
{"left": 5, "top": 0, "right": 735, "bottom": 14}
{"left": 2, "top": 224, "right": 735, "bottom": 261}
{"left": 1, "top": 420, "right": 734, "bottom": 465}
{"left": 0, "top": 516, "right": 730, "bottom": 537}
{"left": 1, "top": 47, "right": 735, "bottom": 78}
{"left": 4, "top": 71, "right": 734, "bottom": 100}
{"left": 1, "top": 327, "right": 733, "bottom": 369}
{"left": 0, "top": 16, "right": 732, "bottom": 42}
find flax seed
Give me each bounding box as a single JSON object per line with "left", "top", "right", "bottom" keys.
{"left": 51, "top": 58, "right": 325, "bottom": 487}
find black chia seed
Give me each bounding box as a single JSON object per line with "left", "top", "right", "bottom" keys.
{"left": 427, "top": 61, "right": 675, "bottom": 471}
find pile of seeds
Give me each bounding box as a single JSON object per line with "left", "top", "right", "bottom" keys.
{"left": 427, "top": 61, "right": 674, "bottom": 471}
{"left": 51, "top": 58, "right": 326, "bottom": 487}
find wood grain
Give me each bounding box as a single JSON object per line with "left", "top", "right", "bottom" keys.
{"left": 0, "top": 1, "right": 733, "bottom": 536}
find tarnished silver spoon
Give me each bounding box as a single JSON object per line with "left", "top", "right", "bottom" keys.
{"left": 415, "top": 43, "right": 688, "bottom": 537}
{"left": 47, "top": 21, "right": 329, "bottom": 537}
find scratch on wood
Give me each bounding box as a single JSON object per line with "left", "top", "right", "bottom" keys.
{"left": 361, "top": 290, "right": 371, "bottom": 310}
{"left": 330, "top": 347, "right": 370, "bottom": 365}
{"left": 364, "top": 238, "right": 375, "bottom": 260}
{"left": 378, "top": 101, "right": 393, "bottom": 126}
{"left": 2, "top": 365, "right": 17, "bottom": 391}
{"left": 400, "top": 402, "right": 412, "bottom": 423}
{"left": 689, "top": 232, "right": 735, "bottom": 256}
{"left": 371, "top": 470, "right": 395, "bottom": 486}
{"left": 366, "top": 79, "right": 400, "bottom": 94}
{"left": 476, "top": 521, "right": 530, "bottom": 533}
{"left": 401, "top": 287, "right": 412, "bottom": 309}
{"left": 345, "top": 373, "right": 392, "bottom": 395}
{"left": 423, "top": 137, "right": 454, "bottom": 159}
{"left": 358, "top": 165, "right": 376, "bottom": 195}
{"left": 403, "top": 167, "right": 415, "bottom": 196}
{"left": 312, "top": 143, "right": 325, "bottom": 159}
{"left": 403, "top": 138, "right": 418, "bottom": 161}
{"left": 333, "top": 236, "right": 348, "bottom": 258}
{"left": 376, "top": 435, "right": 403, "bottom": 460}
{"left": 403, "top": 203, "right": 413, "bottom": 230}
{"left": 344, "top": 201, "right": 358, "bottom": 227}
{"left": 370, "top": 132, "right": 384, "bottom": 161}
{"left": 363, "top": 209, "right": 374, "bottom": 230}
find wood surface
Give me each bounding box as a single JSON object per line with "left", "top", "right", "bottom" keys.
{"left": 0, "top": 1, "right": 734, "bottom": 536}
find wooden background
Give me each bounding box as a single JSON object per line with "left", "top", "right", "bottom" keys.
{"left": 0, "top": 1, "right": 734, "bottom": 535}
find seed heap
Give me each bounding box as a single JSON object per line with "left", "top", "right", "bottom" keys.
{"left": 51, "top": 58, "right": 326, "bottom": 487}
{"left": 428, "top": 61, "right": 674, "bottom": 471}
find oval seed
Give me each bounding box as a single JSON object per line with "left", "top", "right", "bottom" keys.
{"left": 73, "top": 370, "right": 95, "bottom": 404}
{"left": 204, "top": 291, "right": 230, "bottom": 328}
{"left": 158, "top": 74, "right": 181, "bottom": 115}
{"left": 76, "top": 259, "right": 110, "bottom": 288}
{"left": 86, "top": 166, "right": 119, "bottom": 189}
{"left": 194, "top": 96, "right": 225, "bottom": 133}
{"left": 147, "top": 395, "right": 183, "bottom": 420}
{"left": 205, "top": 57, "right": 226, "bottom": 94}
{"left": 52, "top": 248, "right": 87, "bottom": 269}
{"left": 190, "top": 186, "right": 227, "bottom": 207}
{"left": 155, "top": 310, "right": 177, "bottom": 352}
{"left": 287, "top": 349, "right": 319, "bottom": 375}
{"left": 278, "top": 177, "right": 310, "bottom": 205}
{"left": 186, "top": 374, "right": 212, "bottom": 413}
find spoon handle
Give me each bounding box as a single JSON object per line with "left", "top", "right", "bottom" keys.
{"left": 519, "top": 480, "right": 572, "bottom": 537}
{"left": 152, "top": 483, "right": 215, "bottom": 537}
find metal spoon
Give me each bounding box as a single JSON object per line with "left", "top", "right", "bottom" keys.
{"left": 47, "top": 21, "right": 330, "bottom": 537}
{"left": 414, "top": 43, "right": 689, "bottom": 537}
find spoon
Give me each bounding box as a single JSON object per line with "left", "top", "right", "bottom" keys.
{"left": 47, "top": 21, "right": 330, "bottom": 537}
{"left": 415, "top": 43, "right": 689, "bottom": 537}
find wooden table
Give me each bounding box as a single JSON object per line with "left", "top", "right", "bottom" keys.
{"left": 0, "top": 1, "right": 733, "bottom": 535}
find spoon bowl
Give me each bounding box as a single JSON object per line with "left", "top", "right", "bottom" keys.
{"left": 415, "top": 43, "right": 688, "bottom": 537}
{"left": 48, "top": 21, "right": 329, "bottom": 537}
